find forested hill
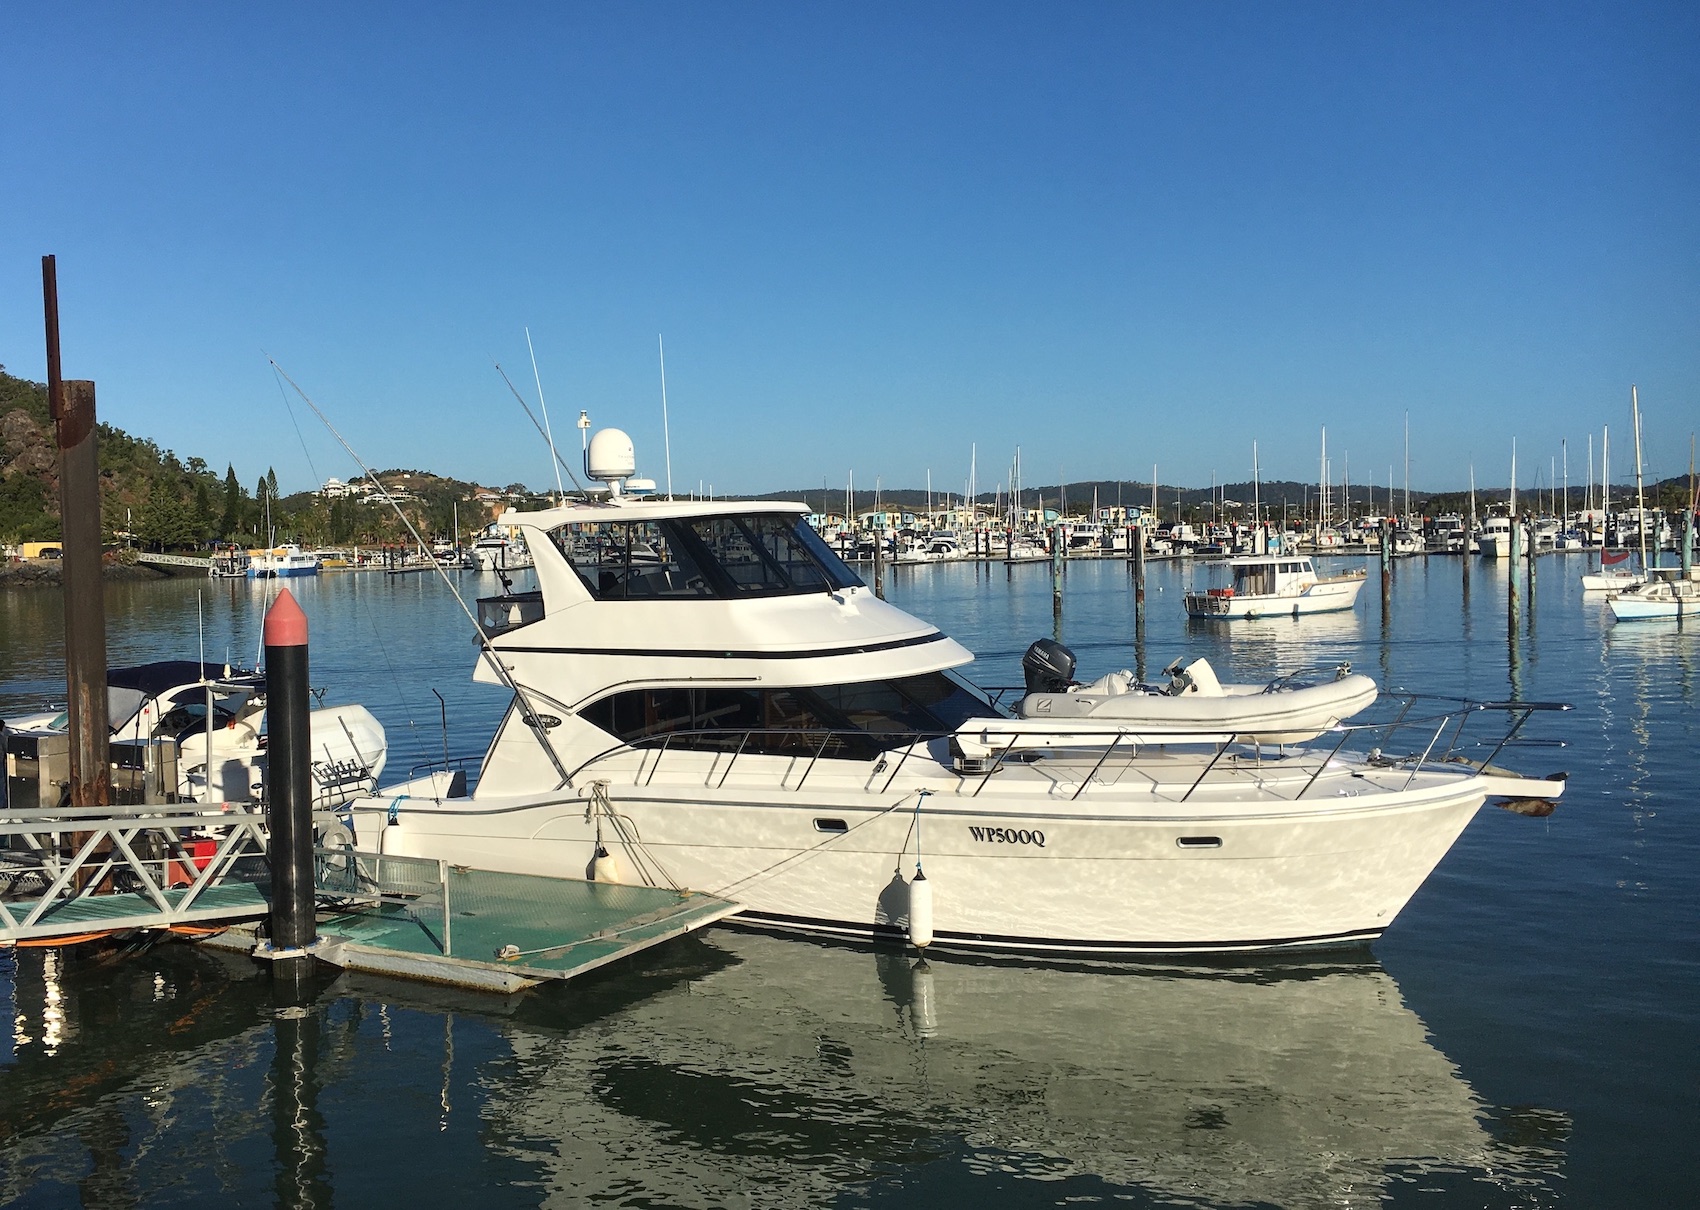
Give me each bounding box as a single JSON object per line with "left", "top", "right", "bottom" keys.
{"left": 0, "top": 364, "right": 505, "bottom": 550}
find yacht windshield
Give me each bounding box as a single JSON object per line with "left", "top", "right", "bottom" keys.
{"left": 552, "top": 513, "right": 862, "bottom": 600}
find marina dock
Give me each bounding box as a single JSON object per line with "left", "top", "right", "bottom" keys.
{"left": 302, "top": 850, "right": 740, "bottom": 992}
{"left": 0, "top": 801, "right": 739, "bottom": 993}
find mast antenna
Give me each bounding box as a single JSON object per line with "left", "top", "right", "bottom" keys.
{"left": 525, "top": 327, "right": 565, "bottom": 502}
{"left": 658, "top": 334, "right": 674, "bottom": 500}
{"left": 493, "top": 360, "right": 585, "bottom": 491}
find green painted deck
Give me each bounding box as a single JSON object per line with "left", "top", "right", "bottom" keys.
{"left": 3, "top": 882, "right": 270, "bottom": 938}
{"left": 313, "top": 864, "right": 741, "bottom": 990}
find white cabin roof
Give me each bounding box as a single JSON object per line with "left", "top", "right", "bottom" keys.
{"left": 502, "top": 497, "right": 809, "bottom": 528}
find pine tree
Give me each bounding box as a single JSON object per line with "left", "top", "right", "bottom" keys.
{"left": 220, "top": 465, "right": 242, "bottom": 536}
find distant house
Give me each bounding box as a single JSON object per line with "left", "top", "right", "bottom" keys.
{"left": 319, "top": 477, "right": 357, "bottom": 499}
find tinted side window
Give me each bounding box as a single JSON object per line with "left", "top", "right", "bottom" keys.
{"left": 887, "top": 672, "right": 1002, "bottom": 731}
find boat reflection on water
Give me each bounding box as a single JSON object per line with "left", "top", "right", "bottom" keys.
{"left": 1184, "top": 600, "right": 1363, "bottom": 677}
{"left": 490, "top": 929, "right": 1568, "bottom": 1207}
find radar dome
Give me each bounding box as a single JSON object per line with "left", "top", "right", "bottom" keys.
{"left": 586, "top": 428, "right": 636, "bottom": 486}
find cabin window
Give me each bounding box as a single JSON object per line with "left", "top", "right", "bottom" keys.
{"left": 684, "top": 515, "right": 850, "bottom": 594}
{"left": 551, "top": 521, "right": 714, "bottom": 600}
{"left": 1235, "top": 565, "right": 1275, "bottom": 595}
{"left": 579, "top": 672, "right": 998, "bottom": 758}
{"left": 551, "top": 513, "right": 862, "bottom": 600}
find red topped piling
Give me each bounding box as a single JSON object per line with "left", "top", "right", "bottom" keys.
{"left": 263, "top": 588, "right": 317, "bottom": 983}
{"left": 263, "top": 589, "right": 308, "bottom": 647}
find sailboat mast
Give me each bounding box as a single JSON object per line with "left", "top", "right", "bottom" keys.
{"left": 1319, "top": 427, "right": 1328, "bottom": 532}
{"left": 1602, "top": 426, "right": 1610, "bottom": 519}
{"left": 1252, "top": 440, "right": 1260, "bottom": 528}
{"left": 969, "top": 443, "right": 976, "bottom": 525}
{"left": 1632, "top": 385, "right": 1647, "bottom": 570}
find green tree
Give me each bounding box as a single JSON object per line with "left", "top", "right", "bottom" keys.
{"left": 220, "top": 465, "right": 243, "bottom": 537}
{"left": 192, "top": 479, "right": 215, "bottom": 543}
{"left": 136, "top": 481, "right": 198, "bottom": 550}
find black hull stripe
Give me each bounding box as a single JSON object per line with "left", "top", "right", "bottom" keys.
{"left": 495, "top": 631, "right": 946, "bottom": 661}
{"left": 733, "top": 909, "right": 1381, "bottom": 954}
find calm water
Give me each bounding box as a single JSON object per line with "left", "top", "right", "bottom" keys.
{"left": 1, "top": 556, "right": 1695, "bottom": 1207}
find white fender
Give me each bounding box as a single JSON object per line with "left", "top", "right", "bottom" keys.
{"left": 908, "top": 869, "right": 934, "bottom": 949}
{"left": 589, "top": 844, "right": 626, "bottom": 884}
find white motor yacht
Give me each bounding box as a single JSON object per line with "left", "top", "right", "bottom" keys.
{"left": 245, "top": 543, "right": 320, "bottom": 578}
{"left": 1475, "top": 515, "right": 1523, "bottom": 559}
{"left": 345, "top": 427, "right": 1568, "bottom": 957}
{"left": 1428, "top": 514, "right": 1468, "bottom": 552}
{"left": 466, "top": 524, "right": 535, "bottom": 573}
{"left": 1183, "top": 554, "right": 1366, "bottom": 620}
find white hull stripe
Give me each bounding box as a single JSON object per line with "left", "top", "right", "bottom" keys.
{"left": 495, "top": 631, "right": 946, "bottom": 661}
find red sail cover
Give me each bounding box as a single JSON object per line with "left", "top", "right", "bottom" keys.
{"left": 1602, "top": 550, "right": 1631, "bottom": 565}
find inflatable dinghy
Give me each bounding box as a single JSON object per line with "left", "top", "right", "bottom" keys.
{"left": 1010, "top": 642, "right": 1378, "bottom": 743}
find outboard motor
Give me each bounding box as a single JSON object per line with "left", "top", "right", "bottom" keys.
{"left": 1022, "top": 638, "right": 1078, "bottom": 695}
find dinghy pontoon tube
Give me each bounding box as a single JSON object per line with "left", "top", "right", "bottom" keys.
{"left": 1011, "top": 643, "right": 1379, "bottom": 744}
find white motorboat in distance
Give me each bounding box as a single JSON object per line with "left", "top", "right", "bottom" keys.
{"left": 1184, "top": 554, "right": 1366, "bottom": 620}
{"left": 343, "top": 426, "right": 1567, "bottom": 957}
{"left": 1580, "top": 547, "right": 1646, "bottom": 592}
{"left": 1476, "top": 514, "right": 1524, "bottom": 560}
{"left": 246, "top": 543, "right": 320, "bottom": 579}
{"left": 1606, "top": 577, "right": 1699, "bottom": 621}
{"left": 466, "top": 523, "right": 535, "bottom": 572}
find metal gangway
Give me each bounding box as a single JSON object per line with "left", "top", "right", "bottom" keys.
{"left": 0, "top": 801, "right": 271, "bottom": 944}
{"left": 133, "top": 552, "right": 215, "bottom": 572}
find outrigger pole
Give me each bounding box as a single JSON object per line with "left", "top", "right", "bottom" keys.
{"left": 267, "top": 359, "right": 574, "bottom": 788}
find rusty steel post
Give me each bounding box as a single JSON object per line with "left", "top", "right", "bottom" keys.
{"left": 44, "top": 256, "right": 111, "bottom": 813}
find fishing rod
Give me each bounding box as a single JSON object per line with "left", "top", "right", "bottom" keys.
{"left": 267, "top": 358, "right": 574, "bottom": 788}
{"left": 493, "top": 359, "right": 587, "bottom": 493}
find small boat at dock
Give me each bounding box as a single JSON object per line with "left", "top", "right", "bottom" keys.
{"left": 3, "top": 660, "right": 386, "bottom": 808}
{"left": 1184, "top": 554, "right": 1366, "bottom": 620}
{"left": 246, "top": 543, "right": 320, "bottom": 579}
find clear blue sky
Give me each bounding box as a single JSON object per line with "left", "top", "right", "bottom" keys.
{"left": 3, "top": 3, "right": 1696, "bottom": 498}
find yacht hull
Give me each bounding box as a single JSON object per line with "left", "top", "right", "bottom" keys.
{"left": 1607, "top": 591, "right": 1696, "bottom": 621}
{"left": 1581, "top": 569, "right": 1643, "bottom": 592}
{"left": 350, "top": 770, "right": 1491, "bottom": 955}
{"left": 1184, "top": 575, "right": 1364, "bottom": 621}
